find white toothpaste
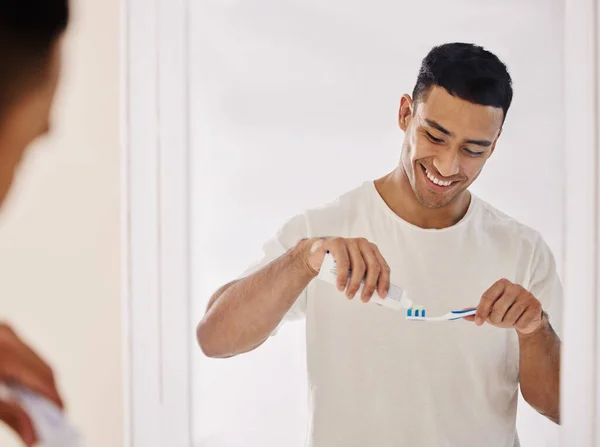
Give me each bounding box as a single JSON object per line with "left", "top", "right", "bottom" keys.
{"left": 0, "top": 383, "right": 82, "bottom": 447}
{"left": 318, "top": 252, "right": 413, "bottom": 310}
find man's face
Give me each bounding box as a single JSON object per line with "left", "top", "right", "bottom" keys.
{"left": 0, "top": 38, "right": 63, "bottom": 208}
{"left": 399, "top": 86, "right": 504, "bottom": 209}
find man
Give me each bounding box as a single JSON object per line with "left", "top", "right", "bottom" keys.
{"left": 0, "top": 1, "right": 69, "bottom": 446}
{"left": 197, "top": 43, "right": 561, "bottom": 447}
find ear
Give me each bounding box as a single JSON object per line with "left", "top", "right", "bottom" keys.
{"left": 398, "top": 94, "right": 414, "bottom": 132}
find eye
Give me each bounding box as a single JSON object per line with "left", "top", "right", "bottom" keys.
{"left": 425, "top": 131, "right": 444, "bottom": 144}
{"left": 464, "top": 148, "right": 484, "bottom": 157}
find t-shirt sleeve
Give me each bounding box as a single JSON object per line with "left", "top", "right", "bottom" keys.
{"left": 527, "top": 235, "right": 563, "bottom": 339}
{"left": 238, "top": 213, "right": 309, "bottom": 334}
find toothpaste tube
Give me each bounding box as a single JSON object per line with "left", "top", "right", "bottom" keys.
{"left": 317, "top": 252, "right": 413, "bottom": 310}
{"left": 0, "top": 383, "right": 82, "bottom": 447}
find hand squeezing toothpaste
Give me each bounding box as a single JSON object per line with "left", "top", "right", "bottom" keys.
{"left": 0, "top": 324, "right": 81, "bottom": 447}
{"left": 318, "top": 252, "right": 475, "bottom": 322}
{"left": 318, "top": 252, "right": 413, "bottom": 310}
{"left": 0, "top": 383, "right": 81, "bottom": 447}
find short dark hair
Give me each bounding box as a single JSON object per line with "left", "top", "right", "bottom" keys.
{"left": 0, "top": 0, "right": 69, "bottom": 109}
{"left": 412, "top": 43, "right": 513, "bottom": 122}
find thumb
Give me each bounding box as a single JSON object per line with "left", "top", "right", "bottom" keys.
{"left": 462, "top": 307, "right": 477, "bottom": 322}
{"left": 0, "top": 399, "right": 37, "bottom": 446}
{"left": 306, "top": 238, "right": 327, "bottom": 273}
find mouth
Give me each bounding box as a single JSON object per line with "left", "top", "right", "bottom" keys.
{"left": 420, "top": 165, "right": 459, "bottom": 191}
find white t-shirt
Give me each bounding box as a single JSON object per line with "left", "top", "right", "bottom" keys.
{"left": 243, "top": 181, "right": 563, "bottom": 447}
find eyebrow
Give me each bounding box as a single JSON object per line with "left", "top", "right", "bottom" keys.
{"left": 424, "top": 119, "right": 493, "bottom": 148}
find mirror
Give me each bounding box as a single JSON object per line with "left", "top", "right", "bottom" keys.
{"left": 190, "top": 1, "right": 564, "bottom": 446}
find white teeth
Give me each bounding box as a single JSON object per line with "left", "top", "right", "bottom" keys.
{"left": 425, "top": 169, "right": 452, "bottom": 187}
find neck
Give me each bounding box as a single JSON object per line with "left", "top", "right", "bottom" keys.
{"left": 374, "top": 168, "right": 471, "bottom": 229}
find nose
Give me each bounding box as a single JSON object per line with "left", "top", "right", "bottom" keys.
{"left": 432, "top": 149, "right": 460, "bottom": 178}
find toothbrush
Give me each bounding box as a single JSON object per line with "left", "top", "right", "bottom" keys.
{"left": 317, "top": 253, "right": 476, "bottom": 322}
{"left": 406, "top": 306, "right": 477, "bottom": 322}
{"left": 317, "top": 252, "right": 413, "bottom": 310}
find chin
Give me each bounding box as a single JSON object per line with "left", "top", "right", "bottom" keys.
{"left": 415, "top": 187, "right": 462, "bottom": 209}
{"left": 418, "top": 197, "right": 448, "bottom": 209}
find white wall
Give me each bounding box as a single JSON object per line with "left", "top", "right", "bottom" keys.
{"left": 190, "top": 1, "right": 563, "bottom": 446}
{"left": 0, "top": 0, "right": 123, "bottom": 445}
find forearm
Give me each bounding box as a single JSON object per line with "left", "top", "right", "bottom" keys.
{"left": 518, "top": 316, "right": 561, "bottom": 424}
{"left": 196, "top": 240, "right": 315, "bottom": 358}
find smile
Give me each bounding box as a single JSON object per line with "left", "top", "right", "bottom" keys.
{"left": 423, "top": 167, "right": 454, "bottom": 187}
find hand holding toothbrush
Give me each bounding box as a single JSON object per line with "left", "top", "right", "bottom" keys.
{"left": 466, "top": 278, "right": 545, "bottom": 335}
{"left": 304, "top": 237, "right": 391, "bottom": 302}
{"left": 0, "top": 323, "right": 64, "bottom": 446}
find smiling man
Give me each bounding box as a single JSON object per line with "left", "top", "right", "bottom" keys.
{"left": 197, "top": 43, "right": 562, "bottom": 447}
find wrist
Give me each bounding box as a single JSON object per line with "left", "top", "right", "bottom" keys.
{"left": 290, "top": 238, "right": 319, "bottom": 279}
{"left": 517, "top": 311, "right": 549, "bottom": 339}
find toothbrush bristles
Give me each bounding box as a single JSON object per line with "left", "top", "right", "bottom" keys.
{"left": 407, "top": 305, "right": 426, "bottom": 319}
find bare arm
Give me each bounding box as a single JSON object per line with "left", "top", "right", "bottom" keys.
{"left": 196, "top": 239, "right": 316, "bottom": 358}
{"left": 197, "top": 236, "right": 391, "bottom": 358}
{"left": 471, "top": 278, "right": 561, "bottom": 424}
{"left": 518, "top": 314, "right": 561, "bottom": 424}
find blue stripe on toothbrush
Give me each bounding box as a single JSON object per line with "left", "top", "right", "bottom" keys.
{"left": 448, "top": 308, "right": 477, "bottom": 320}
{"left": 450, "top": 308, "right": 477, "bottom": 315}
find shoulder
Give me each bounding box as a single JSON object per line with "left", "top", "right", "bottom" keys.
{"left": 473, "top": 196, "right": 548, "bottom": 254}
{"left": 472, "top": 197, "right": 560, "bottom": 295}
{"left": 279, "top": 182, "right": 370, "bottom": 240}
{"left": 303, "top": 182, "right": 371, "bottom": 235}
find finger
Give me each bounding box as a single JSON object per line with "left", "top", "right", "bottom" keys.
{"left": 326, "top": 239, "right": 350, "bottom": 292}
{"left": 17, "top": 339, "right": 54, "bottom": 383}
{"left": 305, "top": 238, "right": 326, "bottom": 274}
{"left": 488, "top": 285, "right": 519, "bottom": 326}
{"left": 514, "top": 305, "right": 535, "bottom": 331}
{"left": 17, "top": 343, "right": 62, "bottom": 409}
{"left": 346, "top": 241, "right": 365, "bottom": 299}
{"left": 4, "top": 365, "right": 63, "bottom": 410}
{"left": 2, "top": 339, "right": 63, "bottom": 409}
{"left": 515, "top": 301, "right": 543, "bottom": 334}
{"left": 371, "top": 245, "right": 391, "bottom": 299}
{"left": 0, "top": 399, "right": 37, "bottom": 447}
{"left": 358, "top": 240, "right": 380, "bottom": 302}
{"left": 476, "top": 279, "right": 507, "bottom": 325}
{"left": 461, "top": 307, "right": 477, "bottom": 322}
{"left": 502, "top": 295, "right": 530, "bottom": 327}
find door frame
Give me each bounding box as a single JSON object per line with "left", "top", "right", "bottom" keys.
{"left": 122, "top": 0, "right": 599, "bottom": 445}
{"left": 122, "top": 0, "right": 192, "bottom": 445}
{"left": 562, "top": 0, "right": 600, "bottom": 445}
